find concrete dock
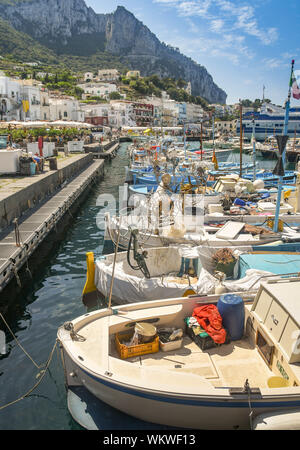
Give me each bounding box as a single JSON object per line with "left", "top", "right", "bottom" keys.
{"left": 0, "top": 141, "right": 119, "bottom": 293}
{"left": 84, "top": 140, "right": 120, "bottom": 160}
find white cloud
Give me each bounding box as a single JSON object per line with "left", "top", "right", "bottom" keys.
{"left": 210, "top": 19, "right": 224, "bottom": 33}
{"left": 153, "top": 0, "right": 278, "bottom": 47}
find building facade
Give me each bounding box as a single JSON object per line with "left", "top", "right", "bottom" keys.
{"left": 98, "top": 69, "right": 120, "bottom": 82}
{"left": 49, "top": 95, "right": 84, "bottom": 122}
{"left": 186, "top": 103, "right": 204, "bottom": 123}
{"left": 78, "top": 83, "right": 117, "bottom": 100}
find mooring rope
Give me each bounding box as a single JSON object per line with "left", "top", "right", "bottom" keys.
{"left": 0, "top": 312, "right": 43, "bottom": 370}
{"left": 0, "top": 338, "right": 58, "bottom": 411}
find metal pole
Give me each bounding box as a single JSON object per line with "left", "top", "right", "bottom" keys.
{"left": 200, "top": 120, "right": 203, "bottom": 161}
{"left": 212, "top": 115, "right": 215, "bottom": 149}
{"left": 274, "top": 59, "right": 294, "bottom": 232}
{"left": 239, "top": 100, "right": 243, "bottom": 178}
{"left": 184, "top": 121, "right": 187, "bottom": 159}
{"left": 252, "top": 117, "right": 256, "bottom": 181}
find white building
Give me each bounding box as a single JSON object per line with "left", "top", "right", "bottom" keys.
{"left": 209, "top": 104, "right": 226, "bottom": 117}
{"left": 98, "top": 69, "right": 120, "bottom": 82}
{"left": 40, "top": 88, "right": 50, "bottom": 121}
{"left": 0, "top": 75, "right": 22, "bottom": 121}
{"left": 186, "top": 103, "right": 204, "bottom": 123}
{"left": 78, "top": 82, "right": 118, "bottom": 100}
{"left": 126, "top": 71, "right": 141, "bottom": 78}
{"left": 215, "top": 119, "right": 238, "bottom": 134}
{"left": 49, "top": 95, "right": 84, "bottom": 122}
{"left": 81, "top": 103, "right": 110, "bottom": 126}
{"left": 84, "top": 72, "right": 98, "bottom": 82}
{"left": 108, "top": 101, "right": 136, "bottom": 128}
{"left": 20, "top": 81, "right": 42, "bottom": 121}
{"left": 146, "top": 93, "right": 179, "bottom": 126}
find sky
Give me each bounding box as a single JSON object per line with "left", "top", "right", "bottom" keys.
{"left": 86, "top": 0, "right": 300, "bottom": 106}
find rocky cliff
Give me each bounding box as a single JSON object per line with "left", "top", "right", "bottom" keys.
{"left": 0, "top": 1, "right": 227, "bottom": 103}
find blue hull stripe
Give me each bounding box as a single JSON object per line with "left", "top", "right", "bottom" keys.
{"left": 80, "top": 367, "right": 300, "bottom": 409}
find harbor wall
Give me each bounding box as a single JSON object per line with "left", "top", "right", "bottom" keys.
{"left": 0, "top": 153, "right": 95, "bottom": 231}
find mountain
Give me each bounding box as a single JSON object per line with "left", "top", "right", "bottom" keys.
{"left": 0, "top": 0, "right": 227, "bottom": 104}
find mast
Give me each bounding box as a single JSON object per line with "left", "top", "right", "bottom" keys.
{"left": 183, "top": 121, "right": 187, "bottom": 159}
{"left": 200, "top": 120, "right": 203, "bottom": 161}
{"left": 273, "top": 59, "right": 295, "bottom": 232}
{"left": 252, "top": 116, "right": 256, "bottom": 181}
{"left": 212, "top": 114, "right": 215, "bottom": 150}
{"left": 239, "top": 99, "right": 243, "bottom": 178}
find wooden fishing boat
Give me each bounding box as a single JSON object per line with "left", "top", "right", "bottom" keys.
{"left": 58, "top": 278, "right": 300, "bottom": 430}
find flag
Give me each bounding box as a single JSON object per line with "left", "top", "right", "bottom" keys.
{"left": 22, "top": 100, "right": 29, "bottom": 112}
{"left": 291, "top": 70, "right": 300, "bottom": 100}
{"left": 212, "top": 148, "right": 218, "bottom": 170}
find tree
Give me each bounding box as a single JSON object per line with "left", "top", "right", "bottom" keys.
{"left": 177, "top": 78, "right": 187, "bottom": 89}
{"left": 109, "top": 91, "right": 122, "bottom": 100}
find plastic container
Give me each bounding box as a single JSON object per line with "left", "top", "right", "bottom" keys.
{"left": 233, "top": 198, "right": 246, "bottom": 207}
{"left": 217, "top": 294, "right": 245, "bottom": 341}
{"left": 115, "top": 331, "right": 159, "bottom": 359}
{"left": 159, "top": 338, "right": 183, "bottom": 352}
{"left": 30, "top": 162, "right": 36, "bottom": 175}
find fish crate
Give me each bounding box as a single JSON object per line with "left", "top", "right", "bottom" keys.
{"left": 185, "top": 325, "right": 216, "bottom": 350}
{"left": 186, "top": 325, "right": 230, "bottom": 350}
{"left": 115, "top": 331, "right": 159, "bottom": 359}
{"left": 215, "top": 260, "right": 236, "bottom": 277}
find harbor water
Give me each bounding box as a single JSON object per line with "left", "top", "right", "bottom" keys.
{"left": 0, "top": 143, "right": 295, "bottom": 430}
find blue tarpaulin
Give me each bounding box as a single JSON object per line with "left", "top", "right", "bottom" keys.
{"left": 238, "top": 253, "right": 300, "bottom": 278}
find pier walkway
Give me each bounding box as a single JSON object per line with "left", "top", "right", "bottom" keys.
{"left": 0, "top": 154, "right": 106, "bottom": 292}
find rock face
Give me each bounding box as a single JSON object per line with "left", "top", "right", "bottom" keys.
{"left": 0, "top": 1, "right": 227, "bottom": 103}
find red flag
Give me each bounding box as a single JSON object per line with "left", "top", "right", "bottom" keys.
{"left": 292, "top": 72, "right": 300, "bottom": 99}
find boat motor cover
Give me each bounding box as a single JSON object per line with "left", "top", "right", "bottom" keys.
{"left": 192, "top": 305, "right": 227, "bottom": 344}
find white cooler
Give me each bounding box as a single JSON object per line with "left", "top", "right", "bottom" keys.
{"left": 0, "top": 149, "right": 22, "bottom": 174}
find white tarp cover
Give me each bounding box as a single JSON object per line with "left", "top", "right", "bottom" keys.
{"left": 94, "top": 245, "right": 276, "bottom": 304}
{"left": 196, "top": 268, "right": 275, "bottom": 295}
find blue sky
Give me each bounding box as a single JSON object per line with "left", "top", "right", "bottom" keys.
{"left": 86, "top": 0, "right": 300, "bottom": 106}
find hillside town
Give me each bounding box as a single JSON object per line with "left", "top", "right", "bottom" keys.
{"left": 0, "top": 67, "right": 239, "bottom": 132}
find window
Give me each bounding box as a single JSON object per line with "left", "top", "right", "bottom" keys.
{"left": 256, "top": 329, "right": 274, "bottom": 366}
{"left": 64, "top": 112, "right": 68, "bottom": 117}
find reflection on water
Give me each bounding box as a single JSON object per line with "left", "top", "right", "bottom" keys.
{"left": 0, "top": 143, "right": 130, "bottom": 430}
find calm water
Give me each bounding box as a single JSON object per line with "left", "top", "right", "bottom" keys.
{"left": 0, "top": 142, "right": 294, "bottom": 430}
{"left": 0, "top": 143, "right": 130, "bottom": 430}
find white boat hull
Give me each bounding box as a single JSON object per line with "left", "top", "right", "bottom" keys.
{"left": 61, "top": 346, "right": 300, "bottom": 430}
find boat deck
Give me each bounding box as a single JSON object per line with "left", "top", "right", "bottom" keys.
{"left": 110, "top": 334, "right": 273, "bottom": 389}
